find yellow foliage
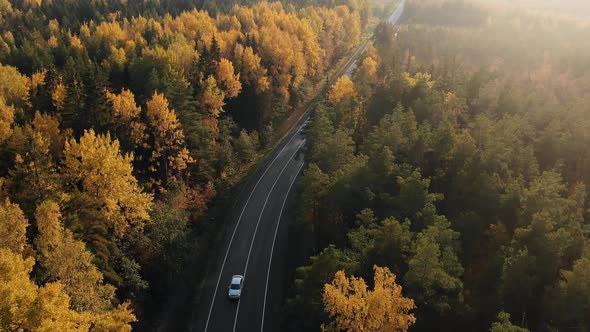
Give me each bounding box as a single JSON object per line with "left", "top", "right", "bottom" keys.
{"left": 300, "top": 5, "right": 360, "bottom": 66}
{"left": 106, "top": 89, "right": 141, "bottom": 122}
{"left": 5, "top": 124, "right": 63, "bottom": 207}
{"left": 94, "top": 21, "right": 127, "bottom": 47}
{"left": 0, "top": 96, "right": 14, "bottom": 143}
{"left": 108, "top": 46, "right": 127, "bottom": 68}
{"left": 165, "top": 9, "right": 217, "bottom": 42}
{"left": 146, "top": 92, "right": 193, "bottom": 184}
{"left": 168, "top": 39, "right": 198, "bottom": 73}
{"left": 0, "top": 248, "right": 135, "bottom": 331}
{"left": 323, "top": 266, "right": 416, "bottom": 332}
{"left": 201, "top": 75, "right": 226, "bottom": 117}
{"left": 0, "top": 64, "right": 29, "bottom": 107}
{"left": 34, "top": 201, "right": 63, "bottom": 253}
{"left": 236, "top": 6, "right": 257, "bottom": 32}
{"left": 146, "top": 92, "right": 179, "bottom": 135}
{"left": 328, "top": 75, "right": 356, "bottom": 105}
{"left": 338, "top": 6, "right": 361, "bottom": 50}
{"left": 2, "top": 31, "right": 14, "bottom": 46}
{"left": 30, "top": 70, "right": 46, "bottom": 90}
{"left": 32, "top": 111, "right": 70, "bottom": 160}
{"left": 403, "top": 72, "right": 435, "bottom": 89}
{"left": 48, "top": 19, "right": 60, "bottom": 34}
{"left": 216, "top": 14, "right": 242, "bottom": 32}
{"left": 29, "top": 282, "right": 89, "bottom": 331}
{"left": 0, "top": 198, "right": 28, "bottom": 254}
{"left": 359, "top": 56, "right": 379, "bottom": 81}
{"left": 130, "top": 121, "right": 147, "bottom": 146}
{"left": 0, "top": 0, "right": 12, "bottom": 15}
{"left": 64, "top": 129, "right": 153, "bottom": 237}
{"left": 51, "top": 83, "right": 66, "bottom": 111}
{"left": 215, "top": 30, "right": 243, "bottom": 58}
{"left": 79, "top": 24, "right": 91, "bottom": 40}
{"left": 239, "top": 45, "right": 269, "bottom": 93}
{"left": 233, "top": 2, "right": 324, "bottom": 99}
{"left": 22, "top": 0, "right": 41, "bottom": 8}
{"left": 90, "top": 302, "right": 136, "bottom": 332}
{"left": 0, "top": 248, "right": 39, "bottom": 330}
{"left": 47, "top": 36, "right": 58, "bottom": 48}
{"left": 217, "top": 58, "right": 242, "bottom": 98}
{"left": 69, "top": 35, "right": 84, "bottom": 51}
{"left": 47, "top": 2, "right": 362, "bottom": 108}
{"left": 35, "top": 201, "right": 116, "bottom": 313}
{"left": 129, "top": 16, "right": 163, "bottom": 41}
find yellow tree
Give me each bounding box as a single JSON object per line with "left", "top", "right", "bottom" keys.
{"left": 145, "top": 92, "right": 192, "bottom": 188}
{"left": 51, "top": 83, "right": 66, "bottom": 111}
{"left": 63, "top": 129, "right": 153, "bottom": 237}
{"left": 0, "top": 95, "right": 14, "bottom": 143}
{"left": 31, "top": 111, "right": 70, "bottom": 161}
{"left": 88, "top": 302, "right": 136, "bottom": 332}
{"left": 322, "top": 266, "right": 416, "bottom": 332}
{"left": 35, "top": 201, "right": 116, "bottom": 313}
{"left": 359, "top": 57, "right": 378, "bottom": 80}
{"left": 0, "top": 248, "right": 135, "bottom": 331}
{"left": 25, "top": 282, "right": 88, "bottom": 331}
{"left": 0, "top": 199, "right": 28, "bottom": 254}
{"left": 106, "top": 89, "right": 141, "bottom": 123}
{"left": 327, "top": 75, "right": 362, "bottom": 130}
{"left": 0, "top": 64, "right": 29, "bottom": 108}
{"left": 106, "top": 88, "right": 146, "bottom": 146}
{"left": 5, "top": 113, "right": 66, "bottom": 216}
{"left": 328, "top": 75, "right": 356, "bottom": 105}
{"left": 200, "top": 75, "right": 226, "bottom": 118}
{"left": 236, "top": 45, "right": 269, "bottom": 93}
{"left": 216, "top": 58, "right": 242, "bottom": 98}
{"left": 0, "top": 248, "right": 52, "bottom": 331}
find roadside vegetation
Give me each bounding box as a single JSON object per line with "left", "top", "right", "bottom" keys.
{"left": 286, "top": 0, "right": 590, "bottom": 331}
{"left": 0, "top": 0, "right": 372, "bottom": 329}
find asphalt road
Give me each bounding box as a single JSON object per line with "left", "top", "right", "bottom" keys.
{"left": 192, "top": 2, "right": 406, "bottom": 331}
{"left": 344, "top": 0, "right": 406, "bottom": 77}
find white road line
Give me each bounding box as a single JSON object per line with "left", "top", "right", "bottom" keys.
{"left": 260, "top": 161, "right": 305, "bottom": 332}
{"left": 206, "top": 2, "right": 405, "bottom": 329}
{"left": 204, "top": 127, "right": 305, "bottom": 332}
{"left": 233, "top": 139, "right": 306, "bottom": 332}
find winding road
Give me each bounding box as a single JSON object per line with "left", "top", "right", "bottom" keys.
{"left": 191, "top": 2, "right": 406, "bottom": 331}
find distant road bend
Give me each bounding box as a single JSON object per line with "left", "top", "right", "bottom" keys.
{"left": 194, "top": 2, "right": 406, "bottom": 331}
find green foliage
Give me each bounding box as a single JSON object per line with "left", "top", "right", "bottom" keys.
{"left": 287, "top": 245, "right": 358, "bottom": 331}
{"left": 490, "top": 312, "right": 529, "bottom": 332}
{"left": 289, "top": 1, "right": 590, "bottom": 331}
{"left": 544, "top": 249, "right": 590, "bottom": 331}
{"left": 0, "top": 0, "right": 370, "bottom": 327}
{"left": 405, "top": 217, "right": 463, "bottom": 314}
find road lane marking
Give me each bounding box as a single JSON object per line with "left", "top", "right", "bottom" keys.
{"left": 206, "top": 3, "right": 406, "bottom": 329}
{"left": 260, "top": 161, "right": 305, "bottom": 332}
{"left": 233, "top": 139, "right": 306, "bottom": 332}
{"left": 204, "top": 128, "right": 305, "bottom": 332}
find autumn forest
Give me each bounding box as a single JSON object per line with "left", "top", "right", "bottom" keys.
{"left": 0, "top": 0, "right": 589, "bottom": 331}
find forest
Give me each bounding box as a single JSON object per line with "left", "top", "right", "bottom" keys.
{"left": 2, "top": 0, "right": 589, "bottom": 330}
{"left": 0, "top": 0, "right": 370, "bottom": 329}
{"left": 285, "top": 0, "right": 590, "bottom": 331}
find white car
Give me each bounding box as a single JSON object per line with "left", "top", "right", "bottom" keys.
{"left": 228, "top": 275, "right": 244, "bottom": 300}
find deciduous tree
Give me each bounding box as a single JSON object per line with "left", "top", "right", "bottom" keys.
{"left": 0, "top": 199, "right": 28, "bottom": 254}
{"left": 0, "top": 96, "right": 13, "bottom": 144}
{"left": 322, "top": 266, "right": 416, "bottom": 332}
{"left": 145, "top": 92, "right": 193, "bottom": 188}
{"left": 63, "top": 129, "right": 153, "bottom": 237}
{"left": 35, "top": 200, "right": 116, "bottom": 313}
